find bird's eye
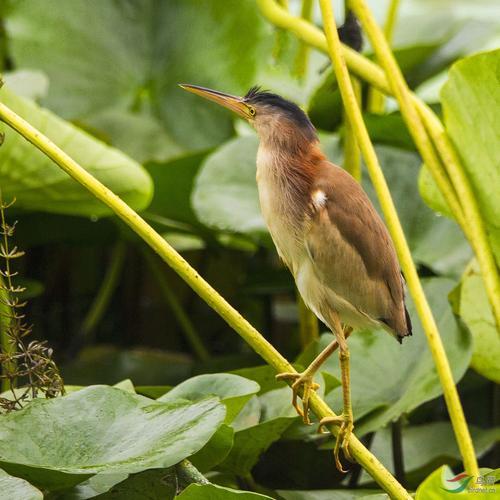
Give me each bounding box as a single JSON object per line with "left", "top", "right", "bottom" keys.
{"left": 248, "top": 106, "right": 256, "bottom": 116}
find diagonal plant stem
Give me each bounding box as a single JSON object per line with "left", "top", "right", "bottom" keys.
{"left": 367, "top": 0, "right": 399, "bottom": 113}
{"left": 293, "top": 0, "right": 314, "bottom": 78}
{"left": 318, "top": 0, "right": 478, "bottom": 477}
{"left": 0, "top": 100, "right": 411, "bottom": 500}
{"left": 343, "top": 74, "right": 362, "bottom": 181}
{"left": 80, "top": 240, "right": 126, "bottom": 342}
{"left": 296, "top": 290, "right": 319, "bottom": 348}
{"left": 142, "top": 248, "right": 210, "bottom": 361}
{"left": 256, "top": 0, "right": 500, "bottom": 338}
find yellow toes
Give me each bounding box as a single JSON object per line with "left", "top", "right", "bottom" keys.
{"left": 275, "top": 371, "right": 320, "bottom": 424}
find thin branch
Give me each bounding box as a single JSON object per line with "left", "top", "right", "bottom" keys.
{"left": 297, "top": 289, "right": 319, "bottom": 348}
{"left": 293, "top": 0, "right": 314, "bottom": 79}
{"left": 367, "top": 0, "right": 400, "bottom": 113}
{"left": 0, "top": 98, "right": 410, "bottom": 499}
{"left": 142, "top": 248, "right": 210, "bottom": 362}
{"left": 80, "top": 240, "right": 126, "bottom": 342}
{"left": 318, "top": 0, "right": 478, "bottom": 478}
{"left": 391, "top": 417, "right": 406, "bottom": 487}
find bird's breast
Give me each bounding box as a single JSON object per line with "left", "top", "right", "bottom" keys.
{"left": 256, "top": 147, "right": 308, "bottom": 274}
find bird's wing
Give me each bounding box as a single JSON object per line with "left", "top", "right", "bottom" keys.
{"left": 305, "top": 162, "right": 408, "bottom": 335}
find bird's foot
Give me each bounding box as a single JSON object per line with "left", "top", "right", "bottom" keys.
{"left": 318, "top": 413, "right": 354, "bottom": 472}
{"left": 275, "top": 371, "right": 320, "bottom": 424}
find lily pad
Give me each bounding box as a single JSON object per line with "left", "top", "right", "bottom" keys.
{"left": 454, "top": 263, "right": 500, "bottom": 383}
{"left": 420, "top": 49, "right": 500, "bottom": 264}
{"left": 6, "top": 0, "right": 266, "bottom": 157}
{"left": 0, "top": 385, "right": 225, "bottom": 491}
{"left": 0, "top": 469, "right": 43, "bottom": 500}
{"left": 158, "top": 373, "right": 260, "bottom": 423}
{"left": 0, "top": 86, "right": 152, "bottom": 217}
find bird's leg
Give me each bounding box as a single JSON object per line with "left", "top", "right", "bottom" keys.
{"left": 318, "top": 314, "right": 354, "bottom": 472}
{"left": 276, "top": 324, "right": 353, "bottom": 425}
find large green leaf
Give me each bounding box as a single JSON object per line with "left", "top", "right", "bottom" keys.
{"left": 442, "top": 49, "right": 500, "bottom": 264}
{"left": 5, "top": 0, "right": 267, "bottom": 160}
{"left": 0, "top": 470, "right": 43, "bottom": 500}
{"left": 159, "top": 373, "right": 260, "bottom": 423}
{"left": 0, "top": 86, "right": 152, "bottom": 216}
{"left": 176, "top": 483, "right": 274, "bottom": 500}
{"left": 421, "top": 49, "right": 500, "bottom": 264}
{"left": 146, "top": 151, "right": 210, "bottom": 227}
{"left": 299, "top": 278, "right": 472, "bottom": 436}
{"left": 218, "top": 388, "right": 297, "bottom": 476}
{"left": 454, "top": 263, "right": 500, "bottom": 383}
{"left": 0, "top": 386, "right": 225, "bottom": 491}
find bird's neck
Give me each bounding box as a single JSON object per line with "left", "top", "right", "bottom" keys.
{"left": 256, "top": 139, "right": 326, "bottom": 225}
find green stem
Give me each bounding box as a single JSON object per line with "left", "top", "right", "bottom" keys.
{"left": 176, "top": 459, "right": 209, "bottom": 487}
{"left": 142, "top": 248, "right": 210, "bottom": 362}
{"left": 297, "top": 289, "right": 319, "bottom": 348}
{"left": 0, "top": 99, "right": 410, "bottom": 499}
{"left": 0, "top": 274, "right": 12, "bottom": 392}
{"left": 256, "top": 0, "right": 500, "bottom": 337}
{"left": 319, "top": 0, "right": 478, "bottom": 477}
{"left": 293, "top": 0, "right": 314, "bottom": 78}
{"left": 343, "top": 75, "right": 362, "bottom": 181}
{"left": 80, "top": 240, "right": 126, "bottom": 341}
{"left": 367, "top": 0, "right": 399, "bottom": 113}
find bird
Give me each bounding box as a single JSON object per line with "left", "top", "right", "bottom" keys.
{"left": 180, "top": 83, "right": 412, "bottom": 471}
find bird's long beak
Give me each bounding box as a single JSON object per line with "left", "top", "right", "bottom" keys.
{"left": 179, "top": 84, "right": 251, "bottom": 119}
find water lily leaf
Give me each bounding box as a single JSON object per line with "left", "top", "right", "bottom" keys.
{"left": 442, "top": 49, "right": 500, "bottom": 264}
{"left": 6, "top": 0, "right": 266, "bottom": 158}
{"left": 0, "top": 470, "right": 43, "bottom": 500}
{"left": 189, "top": 424, "right": 234, "bottom": 473}
{"left": 219, "top": 399, "right": 295, "bottom": 476}
{"left": 299, "top": 278, "right": 472, "bottom": 436}
{"left": 421, "top": 49, "right": 500, "bottom": 264}
{"left": 0, "top": 86, "right": 153, "bottom": 216}
{"left": 146, "top": 151, "right": 210, "bottom": 227}
{"left": 454, "top": 263, "right": 500, "bottom": 383}
{"left": 159, "top": 373, "right": 260, "bottom": 424}
{"left": 176, "top": 483, "right": 274, "bottom": 499}
{"left": 0, "top": 385, "right": 225, "bottom": 491}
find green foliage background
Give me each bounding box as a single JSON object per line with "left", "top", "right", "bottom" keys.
{"left": 0, "top": 0, "right": 498, "bottom": 498}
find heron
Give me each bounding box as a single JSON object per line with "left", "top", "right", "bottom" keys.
{"left": 180, "top": 83, "right": 412, "bottom": 470}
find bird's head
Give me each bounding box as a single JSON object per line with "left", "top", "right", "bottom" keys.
{"left": 179, "top": 84, "right": 316, "bottom": 148}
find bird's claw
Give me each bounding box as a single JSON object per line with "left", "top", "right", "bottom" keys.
{"left": 318, "top": 414, "right": 354, "bottom": 472}
{"left": 275, "top": 371, "right": 320, "bottom": 424}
